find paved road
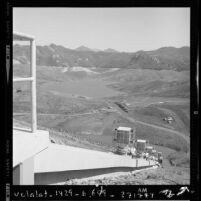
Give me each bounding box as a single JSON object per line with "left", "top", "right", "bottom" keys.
{"left": 34, "top": 143, "right": 156, "bottom": 184}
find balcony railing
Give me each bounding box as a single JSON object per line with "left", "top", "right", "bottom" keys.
{"left": 13, "top": 32, "right": 37, "bottom": 133}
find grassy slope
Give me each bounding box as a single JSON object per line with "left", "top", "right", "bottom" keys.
{"left": 129, "top": 103, "right": 190, "bottom": 135}
{"left": 13, "top": 64, "right": 190, "bottom": 172}
{"left": 104, "top": 69, "right": 190, "bottom": 98}
{"left": 14, "top": 115, "right": 190, "bottom": 185}
{"left": 13, "top": 64, "right": 190, "bottom": 153}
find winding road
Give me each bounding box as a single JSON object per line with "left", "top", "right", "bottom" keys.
{"left": 14, "top": 104, "right": 190, "bottom": 145}
{"left": 108, "top": 101, "right": 190, "bottom": 145}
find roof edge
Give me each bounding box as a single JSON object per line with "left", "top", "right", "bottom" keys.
{"left": 13, "top": 32, "right": 35, "bottom": 41}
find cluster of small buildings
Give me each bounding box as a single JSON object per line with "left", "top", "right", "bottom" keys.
{"left": 113, "top": 126, "right": 163, "bottom": 163}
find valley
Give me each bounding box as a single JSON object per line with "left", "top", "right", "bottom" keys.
{"left": 13, "top": 46, "right": 190, "bottom": 184}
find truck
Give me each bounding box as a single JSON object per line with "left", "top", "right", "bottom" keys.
{"left": 113, "top": 126, "right": 136, "bottom": 155}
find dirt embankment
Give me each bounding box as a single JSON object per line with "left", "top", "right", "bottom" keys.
{"left": 64, "top": 166, "right": 189, "bottom": 185}
{"left": 14, "top": 119, "right": 190, "bottom": 185}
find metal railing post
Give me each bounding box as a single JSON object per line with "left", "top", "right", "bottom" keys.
{"left": 30, "top": 39, "right": 37, "bottom": 133}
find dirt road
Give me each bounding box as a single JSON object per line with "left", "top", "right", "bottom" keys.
{"left": 13, "top": 111, "right": 97, "bottom": 117}
{"left": 108, "top": 101, "right": 190, "bottom": 145}
{"left": 13, "top": 101, "right": 190, "bottom": 145}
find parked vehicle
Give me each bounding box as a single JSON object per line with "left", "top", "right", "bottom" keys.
{"left": 113, "top": 126, "right": 136, "bottom": 155}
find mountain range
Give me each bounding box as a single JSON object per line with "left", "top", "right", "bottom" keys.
{"left": 13, "top": 44, "right": 190, "bottom": 71}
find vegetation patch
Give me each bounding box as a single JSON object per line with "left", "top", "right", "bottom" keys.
{"left": 167, "top": 151, "right": 190, "bottom": 168}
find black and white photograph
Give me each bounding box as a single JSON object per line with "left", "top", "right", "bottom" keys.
{"left": 12, "top": 7, "right": 191, "bottom": 185}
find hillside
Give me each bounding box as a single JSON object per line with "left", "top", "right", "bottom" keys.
{"left": 13, "top": 45, "right": 189, "bottom": 71}
{"left": 13, "top": 119, "right": 189, "bottom": 185}
{"left": 13, "top": 44, "right": 190, "bottom": 185}
{"left": 13, "top": 64, "right": 190, "bottom": 153}
{"left": 101, "top": 68, "right": 190, "bottom": 98}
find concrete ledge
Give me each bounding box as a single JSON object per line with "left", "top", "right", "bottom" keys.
{"left": 13, "top": 128, "right": 49, "bottom": 167}
{"left": 35, "top": 144, "right": 156, "bottom": 173}
{"left": 35, "top": 165, "right": 155, "bottom": 185}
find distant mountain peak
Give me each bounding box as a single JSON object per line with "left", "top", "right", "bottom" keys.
{"left": 13, "top": 44, "right": 189, "bottom": 71}
{"left": 49, "top": 43, "right": 57, "bottom": 47}
{"left": 75, "top": 46, "right": 92, "bottom": 52}
{"left": 92, "top": 48, "right": 102, "bottom": 52}
{"left": 104, "top": 48, "right": 119, "bottom": 53}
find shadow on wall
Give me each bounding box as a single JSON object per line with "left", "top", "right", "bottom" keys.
{"left": 35, "top": 165, "right": 152, "bottom": 185}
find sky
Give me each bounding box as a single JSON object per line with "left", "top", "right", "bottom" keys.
{"left": 13, "top": 8, "right": 190, "bottom": 52}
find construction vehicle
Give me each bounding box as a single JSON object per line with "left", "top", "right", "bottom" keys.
{"left": 114, "top": 102, "right": 129, "bottom": 113}
{"left": 157, "top": 151, "right": 163, "bottom": 166}
{"left": 113, "top": 126, "right": 136, "bottom": 155}
{"left": 136, "top": 139, "right": 147, "bottom": 154}
{"left": 146, "top": 146, "right": 153, "bottom": 154}
{"left": 163, "top": 116, "right": 174, "bottom": 124}
{"left": 158, "top": 151, "right": 162, "bottom": 158}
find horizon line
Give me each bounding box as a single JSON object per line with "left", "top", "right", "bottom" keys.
{"left": 13, "top": 43, "right": 190, "bottom": 54}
